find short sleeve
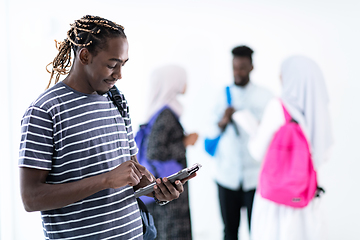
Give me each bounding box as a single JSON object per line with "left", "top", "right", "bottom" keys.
{"left": 19, "top": 106, "right": 54, "bottom": 170}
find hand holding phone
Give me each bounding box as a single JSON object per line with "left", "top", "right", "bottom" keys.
{"left": 134, "top": 163, "right": 202, "bottom": 198}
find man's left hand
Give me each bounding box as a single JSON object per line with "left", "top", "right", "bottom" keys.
{"left": 153, "top": 172, "right": 197, "bottom": 201}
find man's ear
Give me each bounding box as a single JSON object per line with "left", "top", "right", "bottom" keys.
{"left": 79, "top": 48, "right": 91, "bottom": 65}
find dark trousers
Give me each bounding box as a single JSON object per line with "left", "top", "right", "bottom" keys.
{"left": 217, "top": 183, "right": 256, "bottom": 240}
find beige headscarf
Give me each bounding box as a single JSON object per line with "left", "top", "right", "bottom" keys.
{"left": 145, "top": 65, "right": 187, "bottom": 121}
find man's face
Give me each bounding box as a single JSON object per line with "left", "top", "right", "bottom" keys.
{"left": 83, "top": 37, "right": 129, "bottom": 94}
{"left": 232, "top": 56, "right": 253, "bottom": 87}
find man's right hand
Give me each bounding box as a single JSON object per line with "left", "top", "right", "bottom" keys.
{"left": 218, "top": 107, "right": 235, "bottom": 130}
{"left": 20, "top": 160, "right": 153, "bottom": 212}
{"left": 106, "top": 160, "right": 154, "bottom": 188}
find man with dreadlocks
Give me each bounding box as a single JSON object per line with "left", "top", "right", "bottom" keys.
{"left": 18, "top": 15, "right": 192, "bottom": 240}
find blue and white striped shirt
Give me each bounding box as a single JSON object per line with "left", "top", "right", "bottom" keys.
{"left": 19, "top": 82, "right": 143, "bottom": 240}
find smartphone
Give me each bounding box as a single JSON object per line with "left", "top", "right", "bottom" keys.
{"left": 134, "top": 163, "right": 202, "bottom": 198}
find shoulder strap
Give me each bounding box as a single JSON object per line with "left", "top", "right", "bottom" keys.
{"left": 108, "top": 85, "right": 126, "bottom": 117}
{"left": 226, "top": 86, "right": 232, "bottom": 106}
{"left": 225, "top": 86, "right": 240, "bottom": 135}
{"left": 280, "top": 101, "right": 298, "bottom": 123}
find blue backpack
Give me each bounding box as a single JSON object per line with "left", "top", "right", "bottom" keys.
{"left": 135, "top": 106, "right": 183, "bottom": 204}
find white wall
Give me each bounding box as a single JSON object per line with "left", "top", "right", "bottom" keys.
{"left": 1, "top": 0, "right": 359, "bottom": 239}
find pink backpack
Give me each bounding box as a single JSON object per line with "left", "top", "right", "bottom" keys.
{"left": 259, "top": 102, "right": 317, "bottom": 208}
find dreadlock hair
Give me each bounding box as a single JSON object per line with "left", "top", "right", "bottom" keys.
{"left": 46, "top": 15, "right": 126, "bottom": 89}
{"left": 231, "top": 45, "right": 254, "bottom": 64}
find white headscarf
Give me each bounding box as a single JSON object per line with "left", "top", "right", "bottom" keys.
{"left": 280, "top": 55, "right": 333, "bottom": 169}
{"left": 145, "top": 65, "right": 187, "bottom": 121}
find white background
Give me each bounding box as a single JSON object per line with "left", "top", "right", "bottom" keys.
{"left": 0, "top": 0, "right": 359, "bottom": 239}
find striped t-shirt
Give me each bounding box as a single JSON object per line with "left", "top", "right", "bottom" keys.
{"left": 19, "top": 82, "right": 143, "bottom": 240}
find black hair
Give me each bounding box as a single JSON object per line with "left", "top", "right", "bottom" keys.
{"left": 231, "top": 45, "right": 254, "bottom": 63}
{"left": 46, "top": 15, "right": 126, "bottom": 89}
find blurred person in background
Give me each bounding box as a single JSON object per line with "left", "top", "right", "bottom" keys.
{"left": 241, "top": 55, "right": 333, "bottom": 240}
{"left": 138, "top": 65, "right": 198, "bottom": 240}
{"left": 209, "top": 46, "right": 272, "bottom": 240}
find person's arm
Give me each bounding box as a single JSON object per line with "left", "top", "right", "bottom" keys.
{"left": 232, "top": 109, "right": 259, "bottom": 137}
{"left": 20, "top": 160, "right": 153, "bottom": 212}
{"left": 248, "top": 99, "right": 284, "bottom": 161}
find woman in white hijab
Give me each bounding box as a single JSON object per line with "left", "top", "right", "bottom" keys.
{"left": 144, "top": 65, "right": 198, "bottom": 240}
{"left": 145, "top": 65, "right": 186, "bottom": 121}
{"left": 234, "top": 56, "right": 333, "bottom": 240}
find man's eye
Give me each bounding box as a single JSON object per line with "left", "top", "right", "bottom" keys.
{"left": 107, "top": 65, "right": 116, "bottom": 69}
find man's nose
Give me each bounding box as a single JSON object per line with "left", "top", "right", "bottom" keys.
{"left": 112, "top": 66, "right": 122, "bottom": 80}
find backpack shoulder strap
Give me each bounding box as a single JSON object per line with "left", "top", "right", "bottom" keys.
{"left": 108, "top": 85, "right": 127, "bottom": 117}
{"left": 226, "top": 86, "right": 232, "bottom": 106}
{"left": 226, "top": 86, "right": 240, "bottom": 135}
{"left": 280, "top": 101, "right": 293, "bottom": 123}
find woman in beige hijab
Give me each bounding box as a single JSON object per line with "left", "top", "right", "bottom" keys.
{"left": 144, "top": 65, "right": 198, "bottom": 240}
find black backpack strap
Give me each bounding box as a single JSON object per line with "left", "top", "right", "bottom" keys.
{"left": 108, "top": 87, "right": 156, "bottom": 236}
{"left": 107, "top": 85, "right": 127, "bottom": 117}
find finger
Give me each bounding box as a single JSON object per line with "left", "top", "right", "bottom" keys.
{"left": 174, "top": 180, "right": 184, "bottom": 193}
{"left": 180, "top": 172, "right": 197, "bottom": 184}
{"left": 155, "top": 178, "right": 173, "bottom": 200}
{"left": 134, "top": 162, "right": 154, "bottom": 182}
{"left": 153, "top": 179, "right": 165, "bottom": 199}
{"left": 130, "top": 162, "right": 143, "bottom": 180}
{"left": 162, "top": 177, "right": 180, "bottom": 197}
{"left": 127, "top": 173, "right": 141, "bottom": 186}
